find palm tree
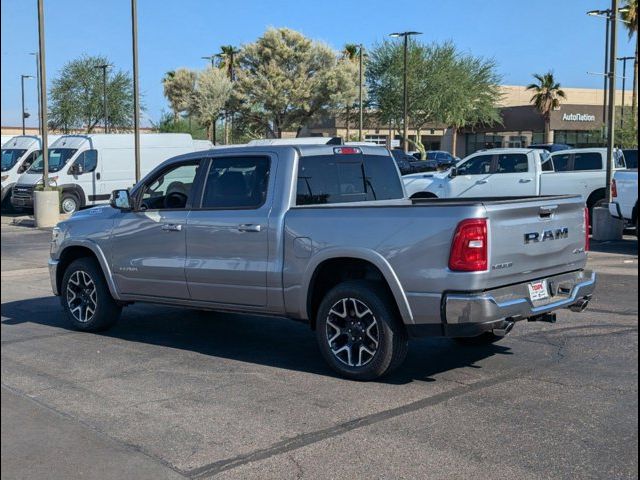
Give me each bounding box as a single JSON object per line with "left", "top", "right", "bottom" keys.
{"left": 341, "top": 44, "right": 360, "bottom": 140}
{"left": 216, "top": 45, "right": 240, "bottom": 81}
{"left": 621, "top": 0, "right": 638, "bottom": 118}
{"left": 216, "top": 45, "right": 240, "bottom": 143}
{"left": 526, "top": 72, "right": 566, "bottom": 143}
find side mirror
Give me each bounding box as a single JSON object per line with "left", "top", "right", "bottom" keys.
{"left": 69, "top": 163, "right": 84, "bottom": 175}
{"left": 110, "top": 189, "right": 132, "bottom": 210}
{"left": 449, "top": 167, "right": 458, "bottom": 178}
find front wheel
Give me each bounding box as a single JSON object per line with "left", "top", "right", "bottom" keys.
{"left": 61, "top": 257, "right": 121, "bottom": 331}
{"left": 60, "top": 191, "right": 80, "bottom": 214}
{"left": 315, "top": 281, "right": 408, "bottom": 381}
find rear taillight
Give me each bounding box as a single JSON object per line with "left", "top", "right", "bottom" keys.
{"left": 449, "top": 218, "right": 488, "bottom": 272}
{"left": 611, "top": 179, "right": 618, "bottom": 198}
{"left": 584, "top": 207, "right": 590, "bottom": 252}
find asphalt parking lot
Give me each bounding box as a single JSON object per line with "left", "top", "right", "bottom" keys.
{"left": 1, "top": 215, "right": 638, "bottom": 480}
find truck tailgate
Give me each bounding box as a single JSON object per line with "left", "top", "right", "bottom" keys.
{"left": 484, "top": 196, "right": 588, "bottom": 288}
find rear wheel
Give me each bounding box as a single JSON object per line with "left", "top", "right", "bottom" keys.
{"left": 61, "top": 257, "right": 121, "bottom": 331}
{"left": 315, "top": 281, "right": 408, "bottom": 381}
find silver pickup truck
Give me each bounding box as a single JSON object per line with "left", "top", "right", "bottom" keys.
{"left": 48, "top": 144, "right": 596, "bottom": 380}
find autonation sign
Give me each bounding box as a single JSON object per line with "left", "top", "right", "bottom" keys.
{"left": 562, "top": 112, "right": 596, "bottom": 122}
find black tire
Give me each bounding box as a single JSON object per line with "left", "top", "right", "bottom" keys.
{"left": 61, "top": 257, "right": 121, "bottom": 331}
{"left": 587, "top": 191, "right": 607, "bottom": 225}
{"left": 454, "top": 332, "right": 503, "bottom": 346}
{"left": 60, "top": 191, "right": 80, "bottom": 214}
{"left": 315, "top": 280, "right": 408, "bottom": 381}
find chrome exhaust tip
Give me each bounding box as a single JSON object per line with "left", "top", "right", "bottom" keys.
{"left": 569, "top": 298, "right": 590, "bottom": 313}
{"left": 493, "top": 320, "right": 515, "bottom": 337}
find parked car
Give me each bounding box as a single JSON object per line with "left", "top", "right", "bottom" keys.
{"left": 390, "top": 149, "right": 417, "bottom": 175}
{"left": 609, "top": 169, "right": 638, "bottom": 232}
{"left": 49, "top": 143, "right": 595, "bottom": 380}
{"left": 403, "top": 147, "right": 626, "bottom": 221}
{"left": 622, "top": 148, "right": 638, "bottom": 169}
{"left": 11, "top": 133, "right": 211, "bottom": 214}
{"left": 409, "top": 150, "right": 457, "bottom": 172}
{"left": 1, "top": 135, "right": 60, "bottom": 207}
{"left": 528, "top": 143, "right": 572, "bottom": 153}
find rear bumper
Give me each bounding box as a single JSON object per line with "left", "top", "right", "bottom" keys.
{"left": 443, "top": 269, "right": 596, "bottom": 330}
{"left": 609, "top": 202, "right": 623, "bottom": 220}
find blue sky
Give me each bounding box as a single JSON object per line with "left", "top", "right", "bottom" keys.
{"left": 1, "top": 0, "right": 637, "bottom": 127}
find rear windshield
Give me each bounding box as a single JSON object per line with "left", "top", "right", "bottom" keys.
{"left": 296, "top": 154, "right": 404, "bottom": 205}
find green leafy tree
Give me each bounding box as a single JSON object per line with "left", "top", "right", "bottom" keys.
{"left": 367, "top": 40, "right": 501, "bottom": 157}
{"left": 234, "top": 28, "right": 359, "bottom": 138}
{"left": 193, "top": 67, "right": 233, "bottom": 142}
{"left": 153, "top": 111, "right": 208, "bottom": 139}
{"left": 48, "top": 55, "right": 135, "bottom": 133}
{"left": 621, "top": 0, "right": 638, "bottom": 117}
{"left": 162, "top": 68, "right": 197, "bottom": 121}
{"left": 526, "top": 72, "right": 566, "bottom": 143}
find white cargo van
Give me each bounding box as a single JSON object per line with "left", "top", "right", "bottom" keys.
{"left": 12, "top": 133, "right": 203, "bottom": 213}
{"left": 1, "top": 135, "right": 16, "bottom": 146}
{"left": 2, "top": 135, "right": 60, "bottom": 206}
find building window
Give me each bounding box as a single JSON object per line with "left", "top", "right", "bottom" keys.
{"left": 364, "top": 134, "right": 388, "bottom": 146}
{"left": 554, "top": 130, "right": 603, "bottom": 148}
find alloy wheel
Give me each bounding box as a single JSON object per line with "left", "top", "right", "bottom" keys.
{"left": 66, "top": 270, "right": 97, "bottom": 323}
{"left": 325, "top": 297, "right": 380, "bottom": 367}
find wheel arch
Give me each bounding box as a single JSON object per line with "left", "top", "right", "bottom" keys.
{"left": 410, "top": 191, "right": 438, "bottom": 199}
{"left": 56, "top": 240, "right": 120, "bottom": 300}
{"left": 58, "top": 184, "right": 86, "bottom": 208}
{"left": 301, "top": 248, "right": 413, "bottom": 329}
{"left": 586, "top": 187, "right": 606, "bottom": 208}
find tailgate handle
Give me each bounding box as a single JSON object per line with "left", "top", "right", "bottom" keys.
{"left": 539, "top": 205, "right": 558, "bottom": 219}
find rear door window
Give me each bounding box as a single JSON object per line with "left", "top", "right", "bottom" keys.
{"left": 552, "top": 154, "right": 571, "bottom": 172}
{"left": 296, "top": 153, "right": 403, "bottom": 205}
{"left": 201, "top": 156, "right": 270, "bottom": 209}
{"left": 495, "top": 153, "right": 529, "bottom": 173}
{"left": 573, "top": 152, "right": 602, "bottom": 171}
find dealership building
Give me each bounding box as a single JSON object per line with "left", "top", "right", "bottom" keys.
{"left": 300, "top": 85, "right": 634, "bottom": 156}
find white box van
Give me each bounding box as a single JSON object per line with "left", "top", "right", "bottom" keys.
{"left": 1, "top": 135, "right": 17, "bottom": 146}
{"left": 11, "top": 133, "right": 205, "bottom": 213}
{"left": 2, "top": 135, "right": 60, "bottom": 206}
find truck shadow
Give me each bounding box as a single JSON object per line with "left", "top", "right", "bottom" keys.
{"left": 590, "top": 237, "right": 638, "bottom": 256}
{"left": 1, "top": 296, "right": 512, "bottom": 385}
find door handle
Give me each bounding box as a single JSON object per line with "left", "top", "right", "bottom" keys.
{"left": 519, "top": 178, "right": 533, "bottom": 183}
{"left": 237, "top": 224, "right": 261, "bottom": 232}
{"left": 161, "top": 224, "right": 182, "bottom": 232}
{"left": 476, "top": 180, "right": 488, "bottom": 184}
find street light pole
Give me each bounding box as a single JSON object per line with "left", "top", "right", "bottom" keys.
{"left": 131, "top": 0, "right": 141, "bottom": 183}
{"left": 587, "top": 9, "right": 612, "bottom": 134}
{"left": 389, "top": 31, "right": 422, "bottom": 153}
{"left": 94, "top": 64, "right": 109, "bottom": 133}
{"left": 358, "top": 44, "right": 364, "bottom": 142}
{"left": 29, "top": 53, "right": 41, "bottom": 136}
{"left": 617, "top": 56, "right": 634, "bottom": 127}
{"left": 20, "top": 75, "right": 33, "bottom": 135}
{"left": 605, "top": 0, "right": 619, "bottom": 203}
{"left": 37, "top": 0, "right": 49, "bottom": 189}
